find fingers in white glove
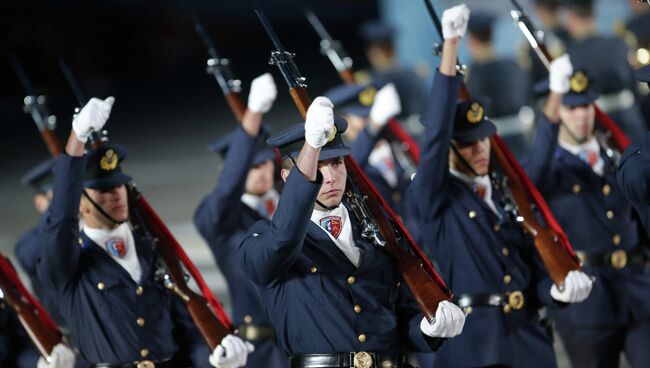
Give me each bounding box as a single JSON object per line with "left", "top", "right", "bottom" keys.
{"left": 304, "top": 96, "right": 336, "bottom": 149}
{"left": 37, "top": 343, "right": 76, "bottom": 368}
{"left": 549, "top": 54, "right": 574, "bottom": 94}
{"left": 72, "top": 96, "right": 115, "bottom": 142}
{"left": 442, "top": 4, "right": 470, "bottom": 40}
{"left": 247, "top": 73, "right": 277, "bottom": 114}
{"left": 369, "top": 83, "right": 401, "bottom": 127}
{"left": 550, "top": 270, "right": 593, "bottom": 303}
{"left": 209, "top": 334, "right": 255, "bottom": 368}
{"left": 420, "top": 300, "right": 466, "bottom": 338}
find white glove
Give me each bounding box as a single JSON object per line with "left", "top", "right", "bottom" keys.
{"left": 36, "top": 343, "right": 76, "bottom": 368}
{"left": 549, "top": 54, "right": 574, "bottom": 94}
{"left": 304, "top": 96, "right": 336, "bottom": 149}
{"left": 420, "top": 300, "right": 465, "bottom": 338}
{"left": 369, "top": 83, "right": 401, "bottom": 127}
{"left": 550, "top": 270, "right": 593, "bottom": 303}
{"left": 442, "top": 4, "right": 470, "bottom": 40}
{"left": 247, "top": 73, "right": 277, "bottom": 114}
{"left": 72, "top": 96, "right": 115, "bottom": 143}
{"left": 209, "top": 334, "right": 255, "bottom": 368}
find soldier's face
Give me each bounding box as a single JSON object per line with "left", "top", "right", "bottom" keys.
{"left": 246, "top": 160, "right": 275, "bottom": 196}
{"left": 316, "top": 156, "right": 347, "bottom": 208}
{"left": 80, "top": 185, "right": 129, "bottom": 229}
{"left": 344, "top": 114, "right": 366, "bottom": 141}
{"left": 33, "top": 190, "right": 53, "bottom": 214}
{"left": 560, "top": 103, "right": 595, "bottom": 141}
{"left": 451, "top": 138, "right": 491, "bottom": 176}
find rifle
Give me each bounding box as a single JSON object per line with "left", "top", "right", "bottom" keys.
{"left": 304, "top": 7, "right": 421, "bottom": 165}
{"left": 11, "top": 55, "right": 63, "bottom": 156}
{"left": 423, "top": 0, "right": 582, "bottom": 287}
{"left": 509, "top": 0, "right": 630, "bottom": 151}
{"left": 55, "top": 61, "right": 235, "bottom": 349}
{"left": 0, "top": 253, "right": 62, "bottom": 359}
{"left": 254, "top": 2, "right": 452, "bottom": 323}
{"left": 191, "top": 13, "right": 246, "bottom": 122}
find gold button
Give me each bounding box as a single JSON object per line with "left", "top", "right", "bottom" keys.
{"left": 503, "top": 304, "right": 512, "bottom": 314}
{"left": 602, "top": 184, "right": 611, "bottom": 196}
{"left": 494, "top": 224, "right": 501, "bottom": 231}
{"left": 468, "top": 211, "right": 477, "bottom": 219}
{"left": 572, "top": 184, "right": 581, "bottom": 194}
{"left": 347, "top": 276, "right": 356, "bottom": 285}
{"left": 503, "top": 275, "right": 512, "bottom": 285}
{"left": 97, "top": 282, "right": 105, "bottom": 290}
{"left": 354, "top": 305, "right": 362, "bottom": 314}
{"left": 310, "top": 266, "right": 318, "bottom": 273}
{"left": 137, "top": 317, "right": 145, "bottom": 327}
{"left": 140, "top": 349, "right": 149, "bottom": 358}
{"left": 243, "top": 315, "right": 253, "bottom": 324}
{"left": 136, "top": 286, "right": 143, "bottom": 296}
{"left": 358, "top": 334, "right": 367, "bottom": 343}
{"left": 464, "top": 306, "right": 473, "bottom": 315}
{"left": 396, "top": 281, "right": 401, "bottom": 288}
{"left": 502, "top": 247, "right": 509, "bottom": 256}
{"left": 606, "top": 211, "right": 614, "bottom": 219}
{"left": 613, "top": 234, "right": 621, "bottom": 246}
{"left": 79, "top": 237, "right": 83, "bottom": 244}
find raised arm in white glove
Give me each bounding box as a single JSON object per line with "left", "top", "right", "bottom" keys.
{"left": 247, "top": 73, "right": 277, "bottom": 114}
{"left": 550, "top": 270, "right": 593, "bottom": 303}
{"left": 72, "top": 97, "right": 115, "bottom": 143}
{"left": 420, "top": 300, "right": 465, "bottom": 338}
{"left": 36, "top": 343, "right": 76, "bottom": 368}
{"left": 209, "top": 334, "right": 255, "bottom": 368}
{"left": 442, "top": 4, "right": 470, "bottom": 40}
{"left": 369, "top": 83, "right": 401, "bottom": 129}
{"left": 304, "top": 96, "right": 336, "bottom": 149}
{"left": 549, "top": 54, "right": 574, "bottom": 94}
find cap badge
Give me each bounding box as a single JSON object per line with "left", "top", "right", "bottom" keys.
{"left": 466, "top": 102, "right": 484, "bottom": 124}
{"left": 100, "top": 149, "right": 118, "bottom": 171}
{"left": 358, "top": 87, "right": 377, "bottom": 107}
{"left": 570, "top": 71, "right": 589, "bottom": 93}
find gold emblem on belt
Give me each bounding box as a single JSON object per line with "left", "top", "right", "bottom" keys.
{"left": 610, "top": 250, "right": 628, "bottom": 270}
{"left": 136, "top": 361, "right": 155, "bottom": 368}
{"left": 353, "top": 351, "right": 373, "bottom": 368}
{"left": 508, "top": 291, "right": 525, "bottom": 310}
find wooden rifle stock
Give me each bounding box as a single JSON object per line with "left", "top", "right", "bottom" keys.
{"left": 41, "top": 130, "right": 64, "bottom": 157}
{"left": 0, "top": 258, "right": 62, "bottom": 358}
{"left": 224, "top": 91, "right": 247, "bottom": 122}
{"left": 127, "top": 186, "right": 231, "bottom": 350}
{"left": 289, "top": 86, "right": 451, "bottom": 322}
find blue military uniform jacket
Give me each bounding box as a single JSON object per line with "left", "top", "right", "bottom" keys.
{"left": 0, "top": 306, "right": 39, "bottom": 368}
{"left": 405, "top": 71, "right": 559, "bottom": 368}
{"left": 526, "top": 116, "right": 650, "bottom": 327}
{"left": 194, "top": 127, "right": 287, "bottom": 366}
{"left": 36, "top": 154, "right": 210, "bottom": 366}
{"left": 239, "top": 168, "right": 440, "bottom": 356}
{"left": 618, "top": 132, "right": 650, "bottom": 234}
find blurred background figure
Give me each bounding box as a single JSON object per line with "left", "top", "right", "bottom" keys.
{"left": 564, "top": 0, "right": 647, "bottom": 141}
{"left": 466, "top": 10, "right": 531, "bottom": 157}
{"left": 623, "top": 0, "right": 650, "bottom": 123}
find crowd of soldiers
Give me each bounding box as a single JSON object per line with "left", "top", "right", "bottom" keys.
{"left": 3, "top": 0, "right": 650, "bottom": 367}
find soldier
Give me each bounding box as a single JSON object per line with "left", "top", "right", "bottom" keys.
{"left": 465, "top": 11, "right": 531, "bottom": 157}
{"left": 238, "top": 95, "right": 466, "bottom": 367}
{"left": 194, "top": 73, "right": 287, "bottom": 368}
{"left": 405, "top": 5, "right": 593, "bottom": 367}
{"left": 35, "top": 96, "right": 252, "bottom": 367}
{"left": 618, "top": 65, "right": 650, "bottom": 234}
{"left": 528, "top": 54, "right": 650, "bottom": 368}
{"left": 358, "top": 20, "right": 428, "bottom": 119}
{"left": 564, "top": 0, "right": 647, "bottom": 140}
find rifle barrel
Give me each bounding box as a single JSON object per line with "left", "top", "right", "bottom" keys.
{"left": 254, "top": 1, "right": 287, "bottom": 54}
{"left": 58, "top": 59, "right": 88, "bottom": 106}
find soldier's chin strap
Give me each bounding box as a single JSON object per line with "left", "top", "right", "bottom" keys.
{"left": 450, "top": 141, "right": 480, "bottom": 177}
{"left": 288, "top": 155, "right": 340, "bottom": 211}
{"left": 82, "top": 189, "right": 127, "bottom": 226}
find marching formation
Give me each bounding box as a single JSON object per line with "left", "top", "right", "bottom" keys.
{"left": 3, "top": 0, "right": 650, "bottom": 368}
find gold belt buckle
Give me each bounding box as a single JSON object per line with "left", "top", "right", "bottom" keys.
{"left": 610, "top": 250, "right": 628, "bottom": 270}
{"left": 136, "top": 361, "right": 155, "bottom": 368}
{"left": 508, "top": 291, "right": 525, "bottom": 310}
{"left": 353, "top": 351, "right": 373, "bottom": 368}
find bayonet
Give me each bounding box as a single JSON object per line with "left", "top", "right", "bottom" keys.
{"left": 304, "top": 8, "right": 353, "bottom": 73}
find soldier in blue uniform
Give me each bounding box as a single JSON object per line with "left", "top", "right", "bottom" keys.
{"left": 618, "top": 65, "right": 650, "bottom": 234}
{"left": 194, "top": 73, "right": 287, "bottom": 368}
{"left": 239, "top": 95, "right": 466, "bottom": 367}
{"left": 358, "top": 20, "right": 428, "bottom": 119}
{"left": 465, "top": 11, "right": 531, "bottom": 157}
{"left": 35, "top": 96, "right": 252, "bottom": 367}
{"left": 528, "top": 53, "right": 650, "bottom": 368}
{"left": 405, "top": 5, "right": 593, "bottom": 367}
{"left": 564, "top": 0, "right": 647, "bottom": 139}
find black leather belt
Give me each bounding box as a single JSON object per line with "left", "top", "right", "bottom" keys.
{"left": 91, "top": 357, "right": 174, "bottom": 368}
{"left": 576, "top": 248, "right": 649, "bottom": 270}
{"left": 236, "top": 323, "right": 277, "bottom": 342}
{"left": 454, "top": 291, "right": 526, "bottom": 314}
{"left": 290, "top": 352, "right": 403, "bottom": 368}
